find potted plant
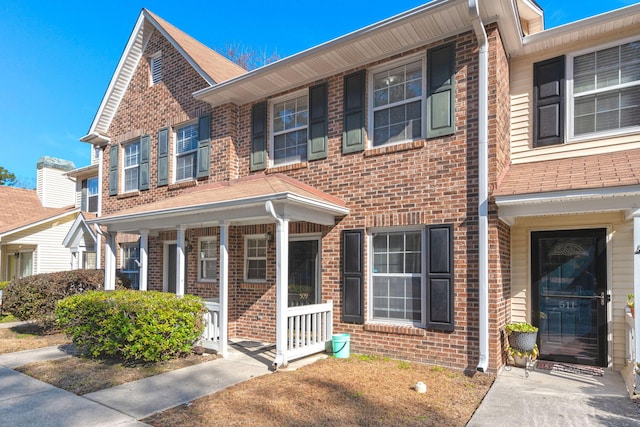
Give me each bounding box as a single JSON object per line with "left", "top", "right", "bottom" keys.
{"left": 627, "top": 294, "right": 635, "bottom": 318}
{"left": 505, "top": 322, "right": 539, "bottom": 368}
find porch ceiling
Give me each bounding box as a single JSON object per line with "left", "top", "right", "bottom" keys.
{"left": 89, "top": 174, "right": 349, "bottom": 233}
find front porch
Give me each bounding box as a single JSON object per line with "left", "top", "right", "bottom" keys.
{"left": 90, "top": 175, "right": 349, "bottom": 367}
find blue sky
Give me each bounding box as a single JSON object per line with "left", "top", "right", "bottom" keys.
{"left": 0, "top": 0, "right": 636, "bottom": 187}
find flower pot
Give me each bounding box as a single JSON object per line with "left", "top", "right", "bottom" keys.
{"left": 508, "top": 331, "right": 538, "bottom": 352}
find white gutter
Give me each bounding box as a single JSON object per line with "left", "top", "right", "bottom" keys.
{"left": 469, "top": 0, "right": 489, "bottom": 373}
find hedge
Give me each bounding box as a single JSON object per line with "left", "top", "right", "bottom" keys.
{"left": 56, "top": 290, "right": 206, "bottom": 363}
{"left": 2, "top": 269, "right": 129, "bottom": 328}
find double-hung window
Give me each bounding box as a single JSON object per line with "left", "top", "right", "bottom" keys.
{"left": 571, "top": 40, "right": 640, "bottom": 138}
{"left": 86, "top": 177, "right": 98, "bottom": 212}
{"left": 272, "top": 94, "right": 308, "bottom": 166}
{"left": 371, "top": 229, "right": 423, "bottom": 323}
{"left": 123, "top": 141, "right": 140, "bottom": 192}
{"left": 175, "top": 123, "right": 198, "bottom": 181}
{"left": 198, "top": 237, "right": 217, "bottom": 282}
{"left": 245, "top": 236, "right": 267, "bottom": 282}
{"left": 121, "top": 243, "right": 140, "bottom": 289}
{"left": 372, "top": 59, "right": 424, "bottom": 147}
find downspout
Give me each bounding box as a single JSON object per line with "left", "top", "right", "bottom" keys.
{"left": 469, "top": 0, "right": 490, "bottom": 373}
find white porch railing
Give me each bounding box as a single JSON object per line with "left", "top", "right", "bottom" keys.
{"left": 201, "top": 299, "right": 220, "bottom": 352}
{"left": 623, "top": 307, "right": 639, "bottom": 396}
{"left": 286, "top": 300, "right": 333, "bottom": 361}
{"left": 625, "top": 308, "right": 635, "bottom": 365}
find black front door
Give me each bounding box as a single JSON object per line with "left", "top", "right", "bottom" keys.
{"left": 532, "top": 229, "right": 608, "bottom": 366}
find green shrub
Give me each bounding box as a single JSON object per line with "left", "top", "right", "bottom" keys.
{"left": 2, "top": 269, "right": 129, "bottom": 328}
{"left": 505, "top": 322, "right": 538, "bottom": 334}
{"left": 56, "top": 290, "right": 206, "bottom": 363}
{"left": 0, "top": 281, "right": 10, "bottom": 290}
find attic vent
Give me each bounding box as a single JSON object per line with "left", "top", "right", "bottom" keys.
{"left": 150, "top": 54, "right": 162, "bottom": 85}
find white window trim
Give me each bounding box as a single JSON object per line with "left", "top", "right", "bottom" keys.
{"left": 149, "top": 51, "right": 162, "bottom": 86}
{"left": 367, "top": 226, "right": 426, "bottom": 327}
{"left": 367, "top": 53, "right": 427, "bottom": 149}
{"left": 197, "top": 236, "right": 218, "bottom": 283}
{"left": 172, "top": 121, "right": 198, "bottom": 184}
{"left": 244, "top": 234, "right": 268, "bottom": 283}
{"left": 122, "top": 140, "right": 140, "bottom": 193}
{"left": 566, "top": 36, "right": 640, "bottom": 143}
{"left": 269, "top": 89, "right": 308, "bottom": 168}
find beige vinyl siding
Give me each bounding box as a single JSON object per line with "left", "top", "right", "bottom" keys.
{"left": 37, "top": 167, "right": 75, "bottom": 208}
{"left": 510, "top": 26, "right": 640, "bottom": 164}
{"left": 2, "top": 214, "right": 76, "bottom": 274}
{"left": 510, "top": 212, "right": 632, "bottom": 370}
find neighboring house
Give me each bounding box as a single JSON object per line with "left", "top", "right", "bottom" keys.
{"left": 0, "top": 157, "right": 78, "bottom": 280}
{"left": 82, "top": 0, "right": 640, "bottom": 379}
{"left": 63, "top": 145, "right": 101, "bottom": 270}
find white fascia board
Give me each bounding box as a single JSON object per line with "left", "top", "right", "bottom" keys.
{"left": 522, "top": 3, "right": 640, "bottom": 49}
{"left": 86, "top": 12, "right": 146, "bottom": 137}
{"left": 62, "top": 214, "right": 97, "bottom": 248}
{"left": 0, "top": 209, "right": 80, "bottom": 239}
{"left": 495, "top": 185, "right": 640, "bottom": 206}
{"left": 89, "top": 193, "right": 349, "bottom": 229}
{"left": 193, "top": 0, "right": 464, "bottom": 102}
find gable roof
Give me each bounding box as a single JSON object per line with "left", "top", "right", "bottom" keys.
{"left": 81, "top": 8, "right": 246, "bottom": 144}
{"left": 0, "top": 186, "right": 78, "bottom": 235}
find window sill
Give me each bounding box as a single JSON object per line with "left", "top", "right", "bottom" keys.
{"left": 364, "top": 322, "right": 426, "bottom": 336}
{"left": 168, "top": 180, "right": 197, "bottom": 191}
{"left": 116, "top": 191, "right": 140, "bottom": 200}
{"left": 364, "top": 139, "right": 425, "bottom": 157}
{"left": 266, "top": 162, "right": 308, "bottom": 174}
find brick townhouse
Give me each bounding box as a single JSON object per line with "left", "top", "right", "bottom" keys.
{"left": 82, "top": 0, "right": 640, "bottom": 379}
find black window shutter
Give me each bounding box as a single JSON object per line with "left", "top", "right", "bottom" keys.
{"left": 80, "top": 179, "right": 88, "bottom": 211}
{"left": 343, "top": 71, "right": 366, "bottom": 153}
{"left": 427, "top": 43, "right": 455, "bottom": 138}
{"left": 157, "top": 128, "right": 169, "bottom": 186}
{"left": 108, "top": 145, "right": 118, "bottom": 196}
{"left": 197, "top": 114, "right": 211, "bottom": 178}
{"left": 533, "top": 56, "right": 565, "bottom": 147}
{"left": 308, "top": 83, "right": 328, "bottom": 161}
{"left": 251, "top": 102, "right": 267, "bottom": 171}
{"left": 342, "top": 229, "right": 364, "bottom": 324}
{"left": 139, "top": 134, "right": 150, "bottom": 190}
{"left": 425, "top": 224, "right": 454, "bottom": 332}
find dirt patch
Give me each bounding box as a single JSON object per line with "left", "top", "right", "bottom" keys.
{"left": 144, "top": 356, "right": 494, "bottom": 427}
{"left": 15, "top": 352, "right": 218, "bottom": 395}
{"left": 0, "top": 324, "right": 69, "bottom": 354}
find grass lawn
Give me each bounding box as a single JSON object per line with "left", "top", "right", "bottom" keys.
{"left": 0, "top": 323, "right": 70, "bottom": 354}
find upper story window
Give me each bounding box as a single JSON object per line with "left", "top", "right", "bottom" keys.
{"left": 371, "top": 59, "right": 423, "bottom": 147}
{"left": 245, "top": 235, "right": 267, "bottom": 282}
{"left": 198, "top": 237, "right": 217, "bottom": 282}
{"left": 175, "top": 123, "right": 198, "bottom": 182}
{"left": 571, "top": 40, "right": 640, "bottom": 137}
{"left": 272, "top": 94, "right": 308, "bottom": 166}
{"left": 81, "top": 177, "right": 99, "bottom": 212}
{"left": 123, "top": 141, "right": 140, "bottom": 192}
{"left": 150, "top": 53, "right": 162, "bottom": 85}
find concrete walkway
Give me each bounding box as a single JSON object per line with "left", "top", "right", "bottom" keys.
{"left": 0, "top": 342, "right": 278, "bottom": 426}
{"left": 469, "top": 364, "right": 640, "bottom": 426}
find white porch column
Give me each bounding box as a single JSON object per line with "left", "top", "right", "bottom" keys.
{"left": 633, "top": 215, "right": 640, "bottom": 389}
{"left": 219, "top": 222, "right": 229, "bottom": 358}
{"left": 104, "top": 232, "right": 116, "bottom": 290}
{"left": 275, "top": 218, "right": 290, "bottom": 367}
{"left": 139, "top": 229, "right": 149, "bottom": 291}
{"left": 176, "top": 226, "right": 186, "bottom": 296}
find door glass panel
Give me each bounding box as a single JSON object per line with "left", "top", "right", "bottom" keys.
{"left": 533, "top": 229, "right": 606, "bottom": 366}
{"left": 288, "top": 240, "right": 319, "bottom": 307}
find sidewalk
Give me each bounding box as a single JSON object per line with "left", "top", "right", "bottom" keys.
{"left": 468, "top": 364, "right": 640, "bottom": 426}
{"left": 0, "top": 342, "right": 279, "bottom": 426}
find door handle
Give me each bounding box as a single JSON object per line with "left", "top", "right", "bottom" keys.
{"left": 596, "top": 291, "right": 611, "bottom": 306}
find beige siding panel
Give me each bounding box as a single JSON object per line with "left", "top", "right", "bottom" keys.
{"left": 510, "top": 28, "right": 640, "bottom": 164}
{"left": 37, "top": 167, "right": 75, "bottom": 209}
{"left": 510, "top": 212, "right": 632, "bottom": 370}
{"left": 3, "top": 214, "right": 76, "bottom": 274}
